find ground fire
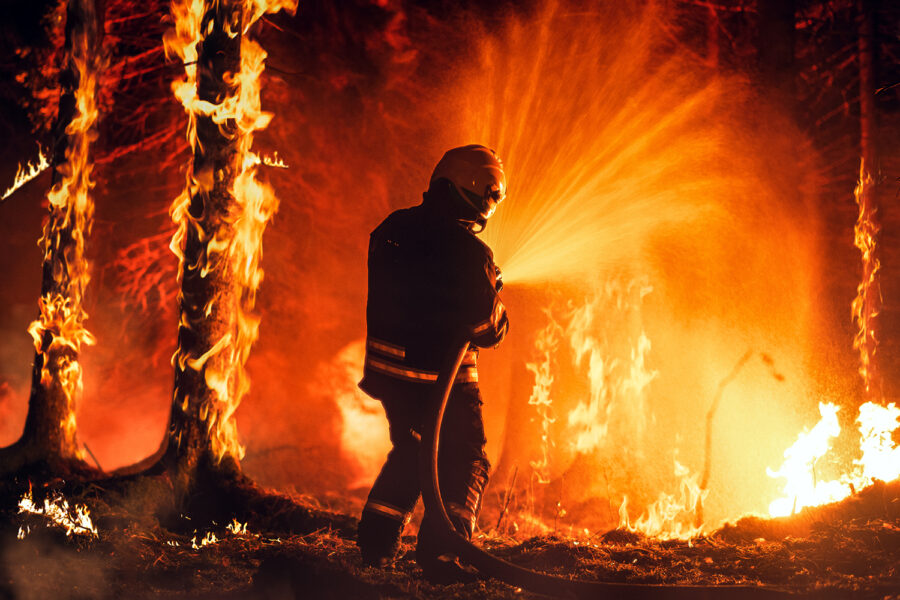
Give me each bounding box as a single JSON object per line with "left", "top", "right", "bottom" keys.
{"left": 1, "top": 0, "right": 900, "bottom": 598}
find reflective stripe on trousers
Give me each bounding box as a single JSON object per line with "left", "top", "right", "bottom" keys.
{"left": 363, "top": 499, "right": 411, "bottom": 523}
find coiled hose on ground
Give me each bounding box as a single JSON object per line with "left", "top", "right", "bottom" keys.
{"left": 418, "top": 333, "right": 797, "bottom": 600}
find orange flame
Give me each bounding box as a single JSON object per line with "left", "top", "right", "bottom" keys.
{"left": 2, "top": 148, "right": 50, "bottom": 201}
{"left": 765, "top": 161, "right": 894, "bottom": 518}
{"left": 565, "top": 279, "right": 655, "bottom": 454}
{"left": 855, "top": 402, "right": 900, "bottom": 483}
{"left": 28, "top": 19, "right": 101, "bottom": 453}
{"left": 166, "top": 0, "right": 297, "bottom": 462}
{"left": 525, "top": 318, "right": 561, "bottom": 484}
{"left": 766, "top": 403, "right": 847, "bottom": 517}
{"left": 851, "top": 159, "right": 880, "bottom": 397}
{"left": 261, "top": 151, "right": 288, "bottom": 169}
{"left": 618, "top": 457, "right": 706, "bottom": 540}
{"left": 767, "top": 401, "right": 900, "bottom": 517}
{"left": 329, "top": 341, "right": 391, "bottom": 488}
{"left": 18, "top": 486, "right": 98, "bottom": 539}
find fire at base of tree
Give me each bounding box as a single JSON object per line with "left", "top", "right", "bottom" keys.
{"left": 1, "top": 0, "right": 900, "bottom": 598}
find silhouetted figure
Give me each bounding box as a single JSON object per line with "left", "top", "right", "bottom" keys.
{"left": 358, "top": 145, "right": 509, "bottom": 583}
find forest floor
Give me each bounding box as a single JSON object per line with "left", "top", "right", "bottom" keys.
{"left": 1, "top": 479, "right": 900, "bottom": 600}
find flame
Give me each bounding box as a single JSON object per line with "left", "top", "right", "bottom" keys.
{"left": 521, "top": 277, "right": 724, "bottom": 537}
{"left": 166, "top": 0, "right": 297, "bottom": 462}
{"left": 766, "top": 403, "right": 848, "bottom": 517}
{"left": 766, "top": 161, "right": 894, "bottom": 518}
{"left": 565, "top": 279, "right": 656, "bottom": 454}
{"left": 17, "top": 487, "right": 98, "bottom": 539}
{"left": 28, "top": 13, "right": 101, "bottom": 454}
{"left": 618, "top": 458, "right": 706, "bottom": 540}
{"left": 191, "top": 530, "right": 219, "bottom": 549}
{"left": 851, "top": 159, "right": 880, "bottom": 397}
{"left": 188, "top": 518, "right": 250, "bottom": 548}
{"left": 525, "top": 318, "right": 561, "bottom": 484}
{"left": 855, "top": 402, "right": 900, "bottom": 483}
{"left": 2, "top": 148, "right": 50, "bottom": 201}
{"left": 226, "top": 518, "right": 248, "bottom": 535}
{"left": 261, "top": 152, "right": 289, "bottom": 169}
{"left": 767, "top": 401, "right": 900, "bottom": 517}
{"left": 329, "top": 341, "right": 391, "bottom": 488}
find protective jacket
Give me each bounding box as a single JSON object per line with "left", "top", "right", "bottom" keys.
{"left": 358, "top": 203, "right": 509, "bottom": 400}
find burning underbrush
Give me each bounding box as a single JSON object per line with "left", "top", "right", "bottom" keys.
{"left": 0, "top": 476, "right": 899, "bottom": 598}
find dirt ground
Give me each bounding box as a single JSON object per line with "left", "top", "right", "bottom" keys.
{"left": 2, "top": 479, "right": 900, "bottom": 600}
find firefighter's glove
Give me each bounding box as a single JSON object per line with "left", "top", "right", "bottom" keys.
{"left": 494, "top": 265, "right": 503, "bottom": 292}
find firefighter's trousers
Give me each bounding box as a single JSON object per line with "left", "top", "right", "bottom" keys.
{"left": 357, "top": 383, "right": 490, "bottom": 566}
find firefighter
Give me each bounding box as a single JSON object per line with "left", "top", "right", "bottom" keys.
{"left": 357, "top": 144, "right": 509, "bottom": 582}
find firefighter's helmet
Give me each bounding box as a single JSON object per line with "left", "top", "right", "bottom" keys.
{"left": 429, "top": 145, "right": 507, "bottom": 225}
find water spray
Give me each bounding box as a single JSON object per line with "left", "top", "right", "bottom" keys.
{"left": 419, "top": 332, "right": 797, "bottom": 599}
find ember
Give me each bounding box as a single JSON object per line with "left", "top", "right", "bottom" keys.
{"left": 17, "top": 487, "right": 98, "bottom": 539}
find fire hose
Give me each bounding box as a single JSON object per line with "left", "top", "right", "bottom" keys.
{"left": 418, "top": 333, "right": 797, "bottom": 599}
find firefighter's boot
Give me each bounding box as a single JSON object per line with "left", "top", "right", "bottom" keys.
{"left": 358, "top": 504, "right": 408, "bottom": 568}
{"left": 416, "top": 466, "right": 488, "bottom": 584}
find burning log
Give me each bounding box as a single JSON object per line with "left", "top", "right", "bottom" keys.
{"left": 0, "top": 0, "right": 104, "bottom": 477}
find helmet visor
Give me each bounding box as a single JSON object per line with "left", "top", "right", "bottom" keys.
{"left": 482, "top": 184, "right": 505, "bottom": 219}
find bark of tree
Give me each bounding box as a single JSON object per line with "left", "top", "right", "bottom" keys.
{"left": 705, "top": 3, "right": 718, "bottom": 70}
{"left": 757, "top": 0, "right": 796, "bottom": 111}
{"left": 160, "top": 0, "right": 244, "bottom": 489}
{"left": 855, "top": 0, "right": 881, "bottom": 402}
{"left": 2, "top": 0, "right": 103, "bottom": 474}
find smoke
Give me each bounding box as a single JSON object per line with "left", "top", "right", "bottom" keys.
{"left": 2, "top": 537, "right": 111, "bottom": 600}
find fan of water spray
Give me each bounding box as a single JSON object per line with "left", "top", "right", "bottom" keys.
{"left": 465, "top": 2, "right": 744, "bottom": 286}
{"left": 449, "top": 0, "right": 826, "bottom": 531}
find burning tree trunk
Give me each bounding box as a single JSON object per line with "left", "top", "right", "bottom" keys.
{"left": 1, "top": 0, "right": 346, "bottom": 538}
{"left": 1, "top": 0, "right": 104, "bottom": 474}
{"left": 136, "top": 0, "right": 353, "bottom": 533}
{"left": 163, "top": 0, "right": 246, "bottom": 485}
{"left": 37, "top": 0, "right": 351, "bottom": 536}
{"left": 851, "top": 0, "right": 881, "bottom": 402}
{"left": 153, "top": 0, "right": 296, "bottom": 499}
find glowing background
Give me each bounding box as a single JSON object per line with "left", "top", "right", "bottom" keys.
{"left": 0, "top": 0, "right": 874, "bottom": 532}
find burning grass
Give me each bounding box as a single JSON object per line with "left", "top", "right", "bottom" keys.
{"left": 1, "top": 477, "right": 899, "bottom": 598}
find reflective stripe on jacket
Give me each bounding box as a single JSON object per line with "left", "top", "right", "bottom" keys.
{"left": 365, "top": 337, "right": 478, "bottom": 384}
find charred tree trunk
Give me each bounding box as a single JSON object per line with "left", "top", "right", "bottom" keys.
{"left": 2, "top": 0, "right": 103, "bottom": 475}
{"left": 705, "top": 2, "right": 718, "bottom": 70}
{"left": 757, "top": 0, "right": 796, "bottom": 112}
{"left": 853, "top": 0, "right": 881, "bottom": 402}
{"left": 160, "top": 0, "right": 244, "bottom": 490}
{"left": 858, "top": 1, "right": 876, "bottom": 176}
